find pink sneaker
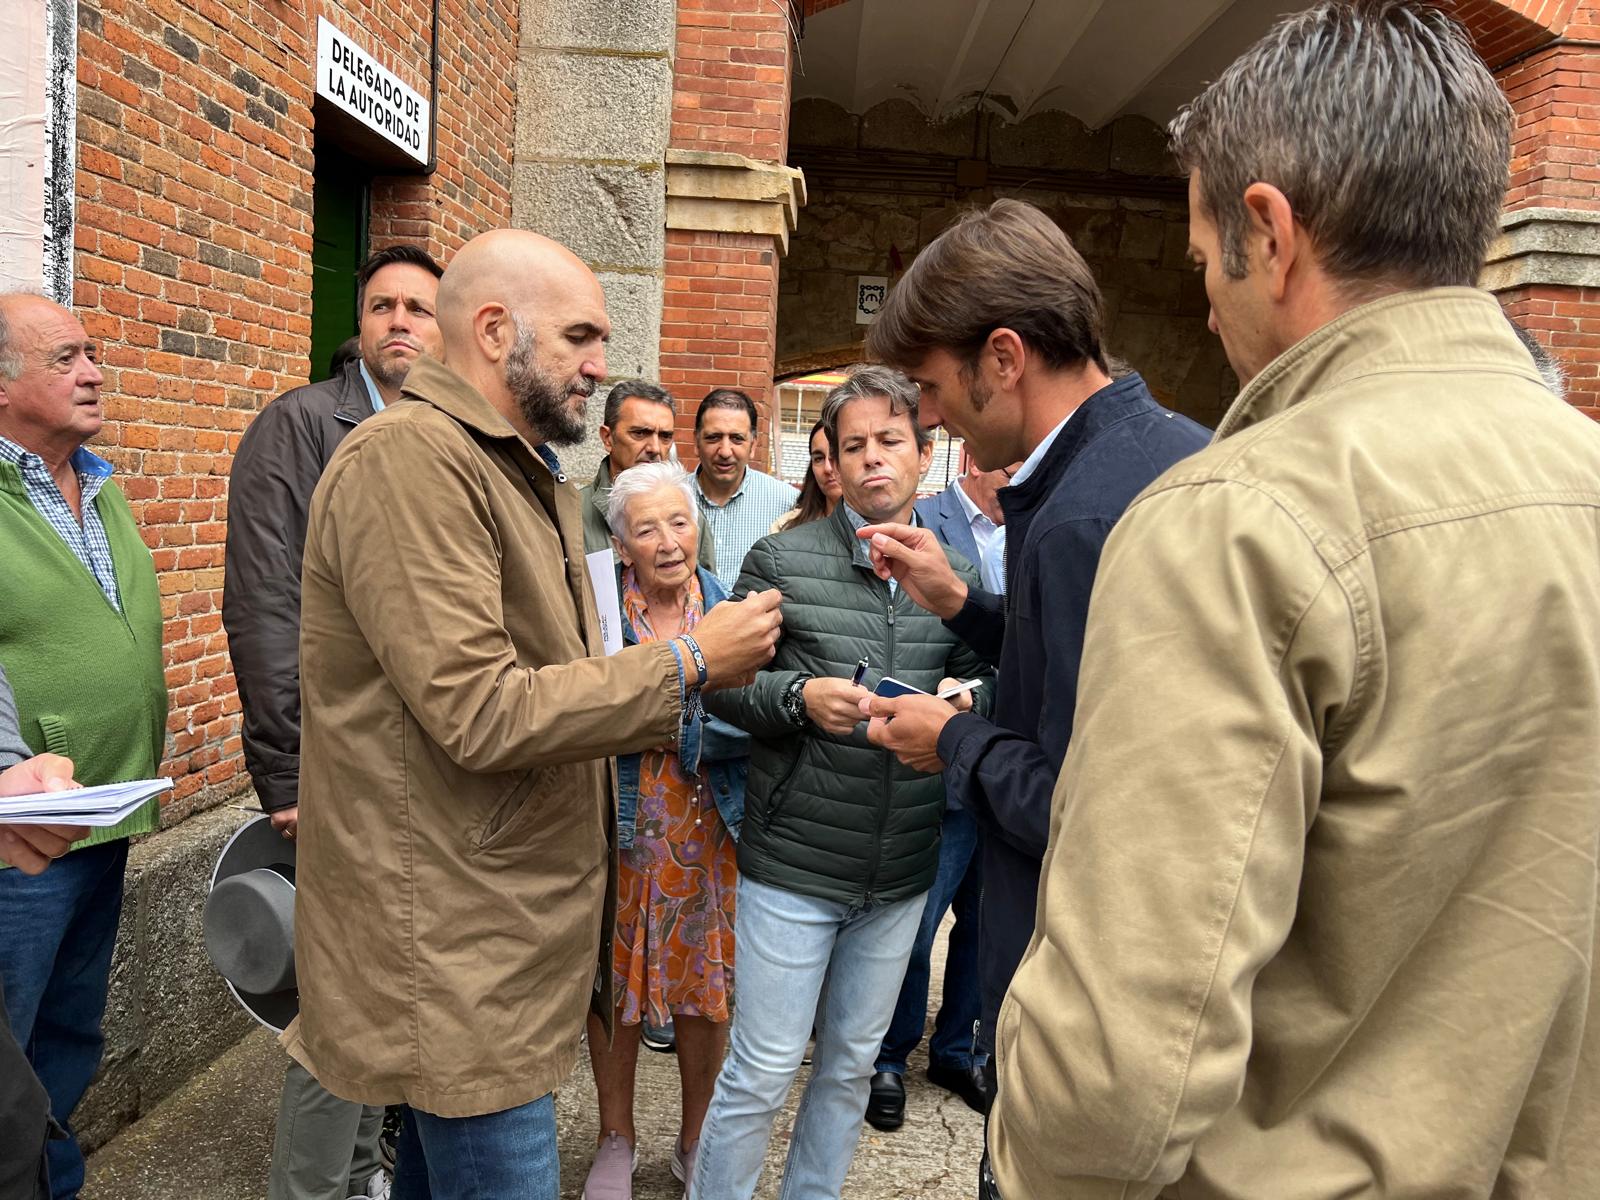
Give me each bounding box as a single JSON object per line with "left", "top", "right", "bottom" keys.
{"left": 582, "top": 1132, "right": 637, "bottom": 1200}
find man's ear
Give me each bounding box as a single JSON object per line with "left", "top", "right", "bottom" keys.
{"left": 475, "top": 303, "right": 513, "bottom": 364}
{"left": 599, "top": 424, "right": 615, "bottom": 454}
{"left": 986, "top": 328, "right": 1026, "bottom": 391}
{"left": 1241, "top": 182, "right": 1301, "bottom": 303}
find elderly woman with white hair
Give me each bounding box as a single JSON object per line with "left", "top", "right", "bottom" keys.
{"left": 583, "top": 461, "right": 750, "bottom": 1200}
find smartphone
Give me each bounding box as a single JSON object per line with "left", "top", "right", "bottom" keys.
{"left": 873, "top": 676, "right": 929, "bottom": 699}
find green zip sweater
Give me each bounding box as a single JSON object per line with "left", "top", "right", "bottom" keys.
{"left": 0, "top": 460, "right": 167, "bottom": 859}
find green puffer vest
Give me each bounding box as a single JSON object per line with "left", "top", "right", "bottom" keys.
{"left": 705, "top": 505, "right": 993, "bottom": 906}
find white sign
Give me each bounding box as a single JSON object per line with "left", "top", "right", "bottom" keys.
{"left": 585, "top": 550, "right": 624, "bottom": 656}
{"left": 855, "top": 276, "right": 888, "bottom": 325}
{"left": 316, "top": 18, "right": 430, "bottom": 164}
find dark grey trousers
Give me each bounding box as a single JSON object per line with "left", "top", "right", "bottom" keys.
{"left": 267, "top": 1060, "right": 384, "bottom": 1200}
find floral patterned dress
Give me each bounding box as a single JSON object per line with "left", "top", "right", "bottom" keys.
{"left": 612, "top": 569, "right": 738, "bottom": 1026}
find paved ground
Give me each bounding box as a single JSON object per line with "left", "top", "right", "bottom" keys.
{"left": 84, "top": 919, "right": 985, "bottom": 1199}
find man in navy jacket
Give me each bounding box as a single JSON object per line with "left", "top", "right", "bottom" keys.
{"left": 856, "top": 200, "right": 1209, "bottom": 1185}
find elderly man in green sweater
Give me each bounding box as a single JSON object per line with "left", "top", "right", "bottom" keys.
{"left": 0, "top": 293, "right": 167, "bottom": 1200}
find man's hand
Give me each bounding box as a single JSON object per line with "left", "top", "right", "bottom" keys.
{"left": 270, "top": 806, "right": 298, "bottom": 840}
{"left": 692, "top": 589, "right": 784, "bottom": 690}
{"left": 938, "top": 676, "right": 976, "bottom": 713}
{"left": 0, "top": 753, "right": 86, "bottom": 874}
{"left": 803, "top": 677, "right": 873, "bottom": 735}
{"left": 856, "top": 524, "right": 968, "bottom": 620}
{"left": 860, "top": 693, "right": 959, "bottom": 773}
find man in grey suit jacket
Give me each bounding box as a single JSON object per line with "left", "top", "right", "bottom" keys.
{"left": 867, "top": 464, "right": 1016, "bottom": 1130}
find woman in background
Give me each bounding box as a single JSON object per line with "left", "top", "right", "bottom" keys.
{"left": 771, "top": 418, "right": 841, "bottom": 533}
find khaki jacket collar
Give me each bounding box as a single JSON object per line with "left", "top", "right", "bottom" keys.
{"left": 1214, "top": 287, "right": 1540, "bottom": 443}
{"left": 400, "top": 355, "right": 574, "bottom": 486}
{"left": 401, "top": 354, "right": 521, "bottom": 438}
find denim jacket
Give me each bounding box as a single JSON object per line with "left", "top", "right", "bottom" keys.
{"left": 616, "top": 566, "right": 750, "bottom": 849}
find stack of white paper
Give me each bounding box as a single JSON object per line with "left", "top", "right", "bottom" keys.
{"left": 0, "top": 778, "right": 173, "bottom": 827}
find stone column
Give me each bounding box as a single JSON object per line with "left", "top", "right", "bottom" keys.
{"left": 514, "top": 0, "right": 677, "bottom": 477}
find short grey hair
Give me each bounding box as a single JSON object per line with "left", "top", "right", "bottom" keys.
{"left": 0, "top": 292, "right": 45, "bottom": 381}
{"left": 1510, "top": 321, "right": 1568, "bottom": 401}
{"left": 1169, "top": 0, "right": 1512, "bottom": 289}
{"left": 606, "top": 461, "right": 700, "bottom": 539}
{"left": 821, "top": 364, "right": 932, "bottom": 454}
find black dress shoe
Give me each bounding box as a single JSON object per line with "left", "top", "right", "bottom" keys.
{"left": 927, "top": 1060, "right": 993, "bottom": 1115}
{"left": 865, "top": 1070, "right": 906, "bottom": 1131}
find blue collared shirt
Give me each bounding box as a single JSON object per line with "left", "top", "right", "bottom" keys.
{"left": 0, "top": 436, "right": 122, "bottom": 611}
{"left": 1010, "top": 409, "right": 1075, "bottom": 488}
{"left": 358, "top": 361, "right": 386, "bottom": 413}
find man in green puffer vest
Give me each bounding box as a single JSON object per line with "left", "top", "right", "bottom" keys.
{"left": 0, "top": 294, "right": 167, "bottom": 1200}
{"left": 693, "top": 365, "right": 993, "bottom": 1200}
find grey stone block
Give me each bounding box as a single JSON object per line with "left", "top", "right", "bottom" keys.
{"left": 1118, "top": 213, "right": 1166, "bottom": 263}
{"left": 989, "top": 111, "right": 1110, "bottom": 173}
{"left": 790, "top": 98, "right": 860, "bottom": 150}
{"left": 860, "top": 99, "right": 978, "bottom": 159}
{"left": 517, "top": 51, "right": 672, "bottom": 163}
{"left": 596, "top": 270, "right": 664, "bottom": 383}
{"left": 514, "top": 161, "right": 665, "bottom": 272}
{"left": 134, "top": 812, "right": 256, "bottom": 1103}
{"left": 519, "top": 0, "right": 674, "bottom": 55}
{"left": 75, "top": 806, "right": 255, "bottom": 1154}
{"left": 1109, "top": 115, "right": 1178, "bottom": 178}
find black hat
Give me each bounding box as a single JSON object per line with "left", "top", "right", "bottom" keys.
{"left": 203, "top": 815, "right": 297, "bottom": 1033}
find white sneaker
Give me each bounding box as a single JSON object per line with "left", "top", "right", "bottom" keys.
{"left": 349, "top": 1172, "right": 391, "bottom": 1200}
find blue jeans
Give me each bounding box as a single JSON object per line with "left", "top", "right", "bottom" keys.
{"left": 0, "top": 839, "right": 129, "bottom": 1200}
{"left": 876, "top": 806, "right": 983, "bottom": 1074}
{"left": 391, "top": 1093, "right": 558, "bottom": 1200}
{"left": 691, "top": 876, "right": 924, "bottom": 1200}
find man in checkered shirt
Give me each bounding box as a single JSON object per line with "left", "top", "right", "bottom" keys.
{"left": 0, "top": 293, "right": 167, "bottom": 1200}
{"left": 692, "top": 388, "right": 798, "bottom": 589}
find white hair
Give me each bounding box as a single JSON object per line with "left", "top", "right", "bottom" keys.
{"left": 606, "top": 461, "right": 700, "bottom": 539}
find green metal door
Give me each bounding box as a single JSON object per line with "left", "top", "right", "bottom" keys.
{"left": 310, "top": 148, "right": 370, "bottom": 382}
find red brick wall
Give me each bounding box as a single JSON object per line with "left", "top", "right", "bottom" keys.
{"left": 1483, "top": 0, "right": 1600, "bottom": 417}
{"left": 661, "top": 230, "right": 785, "bottom": 461}
{"left": 1502, "top": 285, "right": 1600, "bottom": 417}
{"left": 73, "top": 0, "right": 515, "bottom": 820}
{"left": 664, "top": 0, "right": 795, "bottom": 468}
{"left": 1440, "top": 0, "right": 1574, "bottom": 66}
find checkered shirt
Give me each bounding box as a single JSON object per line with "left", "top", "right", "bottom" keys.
{"left": 0, "top": 436, "right": 123, "bottom": 611}
{"left": 694, "top": 466, "right": 799, "bottom": 589}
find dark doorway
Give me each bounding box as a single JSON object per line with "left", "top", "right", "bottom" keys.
{"left": 310, "top": 147, "right": 371, "bottom": 382}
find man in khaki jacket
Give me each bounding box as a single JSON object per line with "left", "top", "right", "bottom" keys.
{"left": 284, "top": 230, "right": 782, "bottom": 1199}
{"left": 992, "top": 4, "right": 1600, "bottom": 1199}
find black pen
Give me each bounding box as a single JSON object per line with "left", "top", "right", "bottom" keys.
{"left": 850, "top": 657, "right": 869, "bottom": 687}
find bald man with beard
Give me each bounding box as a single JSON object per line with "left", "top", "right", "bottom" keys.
{"left": 284, "top": 230, "right": 783, "bottom": 1198}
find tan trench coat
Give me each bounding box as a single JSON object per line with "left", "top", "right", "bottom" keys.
{"left": 283, "top": 355, "right": 683, "bottom": 1118}
{"left": 993, "top": 289, "right": 1600, "bottom": 1198}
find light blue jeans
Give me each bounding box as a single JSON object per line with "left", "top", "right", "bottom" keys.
{"left": 691, "top": 875, "right": 924, "bottom": 1200}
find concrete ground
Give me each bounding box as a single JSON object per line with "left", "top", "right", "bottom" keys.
{"left": 84, "top": 919, "right": 985, "bottom": 1199}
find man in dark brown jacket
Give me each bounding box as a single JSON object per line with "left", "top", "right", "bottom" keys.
{"left": 285, "top": 229, "right": 782, "bottom": 1200}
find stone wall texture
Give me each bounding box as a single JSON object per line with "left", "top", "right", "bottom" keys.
{"left": 513, "top": 0, "right": 676, "bottom": 482}
{"left": 74, "top": 0, "right": 519, "bottom": 820}
{"left": 781, "top": 100, "right": 1237, "bottom": 429}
